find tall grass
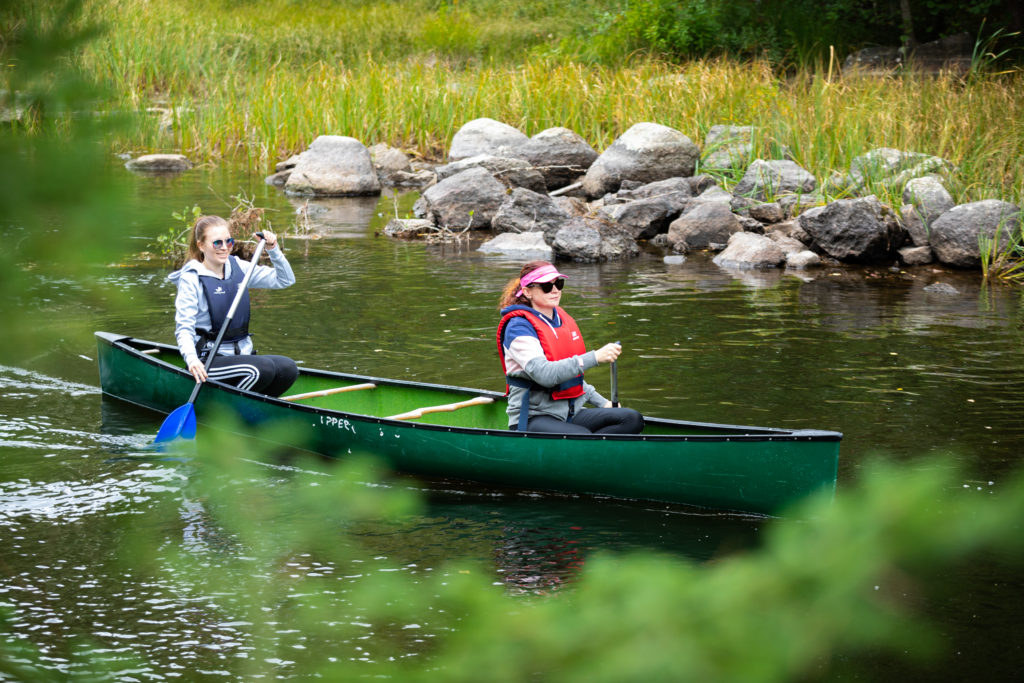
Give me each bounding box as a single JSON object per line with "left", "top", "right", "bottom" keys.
{"left": 61, "top": 0, "right": 1024, "bottom": 206}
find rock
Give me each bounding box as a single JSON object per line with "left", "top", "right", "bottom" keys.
{"left": 264, "top": 169, "right": 291, "bottom": 188}
{"left": 581, "top": 122, "right": 700, "bottom": 198}
{"left": 492, "top": 187, "right": 571, "bottom": 240}
{"left": 515, "top": 127, "right": 599, "bottom": 191}
{"left": 275, "top": 155, "right": 302, "bottom": 172}
{"left": 733, "top": 159, "right": 816, "bottom": 200}
{"left": 930, "top": 200, "right": 1022, "bottom": 268}
{"left": 124, "top": 153, "right": 191, "bottom": 173}
{"left": 388, "top": 169, "right": 436, "bottom": 188}
{"left": 663, "top": 254, "right": 686, "bottom": 265}
{"left": 478, "top": 231, "right": 553, "bottom": 260}
{"left": 844, "top": 33, "right": 973, "bottom": 75}
{"left": 842, "top": 147, "right": 951, "bottom": 194}
{"left": 899, "top": 245, "right": 933, "bottom": 265}
{"left": 667, "top": 202, "right": 742, "bottom": 253}
{"left": 797, "top": 196, "right": 903, "bottom": 263}
{"left": 902, "top": 175, "right": 954, "bottom": 225}
{"left": 449, "top": 118, "right": 530, "bottom": 161}
{"left": 769, "top": 232, "right": 807, "bottom": 255}
{"left": 368, "top": 143, "right": 413, "bottom": 184}
{"left": 596, "top": 179, "right": 692, "bottom": 240}
{"left": 692, "top": 185, "right": 733, "bottom": 205}
{"left": 384, "top": 218, "right": 434, "bottom": 239}
{"left": 748, "top": 202, "right": 785, "bottom": 224}
{"left": 435, "top": 154, "right": 546, "bottom": 193}
{"left": 702, "top": 125, "right": 753, "bottom": 170}
{"left": 737, "top": 216, "right": 765, "bottom": 233}
{"left": 689, "top": 174, "right": 718, "bottom": 195}
{"left": 900, "top": 205, "right": 931, "bottom": 247}
{"left": 284, "top": 136, "right": 381, "bottom": 196}
{"left": 551, "top": 216, "right": 639, "bottom": 262}
{"left": 778, "top": 193, "right": 825, "bottom": 217}
{"left": 416, "top": 166, "right": 507, "bottom": 229}
{"left": 713, "top": 232, "right": 786, "bottom": 269}
{"left": 785, "top": 250, "right": 822, "bottom": 269}
{"left": 923, "top": 282, "right": 960, "bottom": 295}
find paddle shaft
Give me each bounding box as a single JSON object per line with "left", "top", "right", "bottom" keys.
{"left": 610, "top": 340, "right": 620, "bottom": 408}
{"left": 185, "top": 237, "right": 268, "bottom": 405}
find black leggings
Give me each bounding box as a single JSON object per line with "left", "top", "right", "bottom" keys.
{"left": 522, "top": 408, "right": 644, "bottom": 435}
{"left": 206, "top": 354, "right": 298, "bottom": 397}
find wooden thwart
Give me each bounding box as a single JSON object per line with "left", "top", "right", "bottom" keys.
{"left": 281, "top": 383, "right": 377, "bottom": 402}
{"left": 387, "top": 396, "right": 494, "bottom": 421}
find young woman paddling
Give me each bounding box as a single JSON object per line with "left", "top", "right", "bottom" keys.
{"left": 497, "top": 261, "right": 644, "bottom": 434}
{"left": 168, "top": 215, "right": 298, "bottom": 397}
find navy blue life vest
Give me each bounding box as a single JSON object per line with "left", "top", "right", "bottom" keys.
{"left": 196, "top": 255, "right": 251, "bottom": 356}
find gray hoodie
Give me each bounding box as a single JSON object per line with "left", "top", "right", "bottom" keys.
{"left": 167, "top": 247, "right": 295, "bottom": 367}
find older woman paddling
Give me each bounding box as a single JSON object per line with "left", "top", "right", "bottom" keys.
{"left": 497, "top": 261, "right": 644, "bottom": 434}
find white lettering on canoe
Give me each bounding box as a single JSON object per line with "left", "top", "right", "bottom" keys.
{"left": 319, "top": 415, "right": 356, "bottom": 434}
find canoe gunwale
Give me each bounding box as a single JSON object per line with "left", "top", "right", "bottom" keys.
{"left": 95, "top": 332, "right": 843, "bottom": 444}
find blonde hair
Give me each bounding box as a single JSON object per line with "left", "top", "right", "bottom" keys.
{"left": 186, "top": 215, "right": 231, "bottom": 262}
{"left": 498, "top": 260, "right": 551, "bottom": 310}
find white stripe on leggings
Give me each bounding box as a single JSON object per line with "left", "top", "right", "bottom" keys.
{"left": 208, "top": 363, "right": 261, "bottom": 391}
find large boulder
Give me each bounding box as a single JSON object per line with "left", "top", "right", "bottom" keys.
{"left": 515, "top": 127, "right": 599, "bottom": 190}
{"left": 552, "top": 216, "right": 639, "bottom": 262}
{"left": 492, "top": 187, "right": 572, "bottom": 241}
{"left": 448, "top": 118, "right": 530, "bottom": 161}
{"left": 597, "top": 179, "right": 692, "bottom": 240}
{"left": 930, "top": 200, "right": 1022, "bottom": 268}
{"left": 797, "top": 196, "right": 903, "bottom": 263}
{"left": 435, "top": 155, "right": 547, "bottom": 193}
{"left": 581, "top": 123, "right": 700, "bottom": 198}
{"left": 712, "top": 232, "right": 786, "bottom": 269}
{"left": 414, "top": 166, "right": 506, "bottom": 229}
{"left": 284, "top": 136, "right": 381, "bottom": 196}
{"left": 667, "top": 202, "right": 742, "bottom": 253}
{"left": 836, "top": 147, "right": 951, "bottom": 194}
{"left": 902, "top": 175, "right": 954, "bottom": 225}
{"left": 733, "top": 159, "right": 816, "bottom": 200}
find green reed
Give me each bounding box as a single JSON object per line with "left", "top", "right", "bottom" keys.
{"left": 63, "top": 0, "right": 1024, "bottom": 206}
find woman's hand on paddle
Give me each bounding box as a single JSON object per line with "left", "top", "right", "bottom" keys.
{"left": 594, "top": 342, "right": 622, "bottom": 364}
{"left": 259, "top": 229, "right": 278, "bottom": 250}
{"left": 188, "top": 359, "right": 208, "bottom": 383}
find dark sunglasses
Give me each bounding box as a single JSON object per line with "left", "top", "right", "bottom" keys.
{"left": 211, "top": 237, "right": 235, "bottom": 249}
{"left": 529, "top": 278, "right": 565, "bottom": 293}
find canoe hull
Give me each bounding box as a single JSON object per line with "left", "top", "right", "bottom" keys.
{"left": 96, "top": 332, "right": 841, "bottom": 515}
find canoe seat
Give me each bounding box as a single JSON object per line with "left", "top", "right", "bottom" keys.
{"left": 281, "top": 383, "right": 377, "bottom": 402}
{"left": 387, "top": 396, "right": 494, "bottom": 421}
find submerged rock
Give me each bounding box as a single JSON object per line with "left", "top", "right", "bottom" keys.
{"left": 125, "top": 154, "right": 191, "bottom": 173}
{"left": 285, "top": 136, "right": 381, "bottom": 196}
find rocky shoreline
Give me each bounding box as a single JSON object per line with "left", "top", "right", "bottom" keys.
{"left": 127, "top": 117, "right": 1022, "bottom": 272}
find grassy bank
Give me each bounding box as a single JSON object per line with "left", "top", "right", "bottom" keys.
{"left": 37, "top": 1, "right": 1021, "bottom": 205}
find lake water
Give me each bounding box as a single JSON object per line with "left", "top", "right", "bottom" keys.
{"left": 2, "top": 164, "right": 1022, "bottom": 679}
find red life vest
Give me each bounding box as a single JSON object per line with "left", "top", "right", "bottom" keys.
{"left": 496, "top": 305, "right": 587, "bottom": 400}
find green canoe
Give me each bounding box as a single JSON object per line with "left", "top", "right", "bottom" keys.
{"left": 96, "top": 332, "right": 841, "bottom": 515}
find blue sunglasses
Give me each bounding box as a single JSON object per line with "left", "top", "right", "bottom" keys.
{"left": 211, "top": 237, "right": 235, "bottom": 249}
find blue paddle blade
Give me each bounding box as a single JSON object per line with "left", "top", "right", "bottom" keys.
{"left": 155, "top": 403, "right": 197, "bottom": 444}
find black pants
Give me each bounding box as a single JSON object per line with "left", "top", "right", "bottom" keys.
{"left": 522, "top": 408, "right": 644, "bottom": 435}
{"left": 206, "top": 354, "right": 298, "bottom": 397}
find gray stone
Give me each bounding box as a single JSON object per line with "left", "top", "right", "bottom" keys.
{"left": 597, "top": 184, "right": 691, "bottom": 240}
{"left": 930, "top": 200, "right": 1022, "bottom": 268}
{"left": 902, "top": 175, "right": 954, "bottom": 225}
{"left": 515, "top": 127, "right": 598, "bottom": 190}
{"left": 843, "top": 148, "right": 952, "bottom": 194}
{"left": 416, "top": 166, "right": 506, "bottom": 229}
{"left": 733, "top": 159, "right": 816, "bottom": 200}
{"left": 552, "top": 216, "right": 639, "bottom": 262}
{"left": 923, "top": 282, "right": 960, "bottom": 295}
{"left": 797, "top": 196, "right": 903, "bottom": 263}
{"left": 581, "top": 122, "right": 700, "bottom": 198}
{"left": 702, "top": 125, "right": 754, "bottom": 170}
{"left": 384, "top": 218, "right": 435, "bottom": 239}
{"left": 435, "top": 155, "right": 546, "bottom": 193}
{"left": 899, "top": 246, "right": 934, "bottom": 265}
{"left": 491, "top": 187, "right": 571, "bottom": 240}
{"left": 713, "top": 232, "right": 786, "bottom": 269}
{"left": 785, "top": 250, "right": 822, "bottom": 269}
{"left": 667, "top": 202, "right": 743, "bottom": 253}
{"left": 769, "top": 232, "right": 808, "bottom": 255}
{"left": 478, "top": 231, "right": 553, "bottom": 260}
{"left": 449, "top": 118, "right": 530, "bottom": 161}
{"left": 264, "top": 170, "right": 291, "bottom": 188}
{"left": 738, "top": 216, "right": 765, "bottom": 233}
{"left": 124, "top": 153, "right": 191, "bottom": 173}
{"left": 778, "top": 193, "right": 825, "bottom": 217}
{"left": 748, "top": 202, "right": 785, "bottom": 224}
{"left": 900, "top": 204, "right": 931, "bottom": 247}
{"left": 284, "top": 136, "right": 381, "bottom": 196}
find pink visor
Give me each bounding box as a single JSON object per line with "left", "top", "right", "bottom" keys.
{"left": 516, "top": 264, "right": 568, "bottom": 297}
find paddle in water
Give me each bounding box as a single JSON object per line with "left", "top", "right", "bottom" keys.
{"left": 155, "top": 235, "right": 268, "bottom": 445}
